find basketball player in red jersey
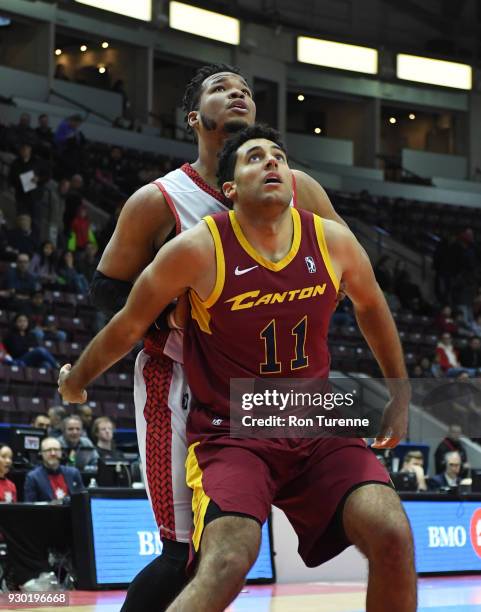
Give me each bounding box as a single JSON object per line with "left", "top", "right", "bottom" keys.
{"left": 90, "top": 64, "right": 354, "bottom": 610}
{"left": 60, "top": 124, "right": 416, "bottom": 612}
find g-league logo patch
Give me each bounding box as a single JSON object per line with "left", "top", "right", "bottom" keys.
{"left": 305, "top": 256, "right": 316, "bottom": 273}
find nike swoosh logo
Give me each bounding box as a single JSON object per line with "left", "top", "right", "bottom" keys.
{"left": 234, "top": 265, "right": 259, "bottom": 276}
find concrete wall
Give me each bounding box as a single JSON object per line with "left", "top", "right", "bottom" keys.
{"left": 50, "top": 80, "right": 122, "bottom": 120}
{"left": 402, "top": 149, "right": 468, "bottom": 180}
{"left": 0, "top": 65, "right": 49, "bottom": 101}
{"left": 287, "top": 133, "right": 354, "bottom": 166}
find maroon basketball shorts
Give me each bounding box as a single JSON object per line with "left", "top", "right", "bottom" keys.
{"left": 186, "top": 407, "right": 390, "bottom": 567}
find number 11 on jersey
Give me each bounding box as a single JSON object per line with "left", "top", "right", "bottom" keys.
{"left": 260, "top": 316, "right": 309, "bottom": 374}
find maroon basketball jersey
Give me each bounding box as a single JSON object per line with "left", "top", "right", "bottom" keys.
{"left": 184, "top": 207, "right": 339, "bottom": 418}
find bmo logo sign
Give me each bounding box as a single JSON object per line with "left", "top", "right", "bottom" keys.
{"left": 427, "top": 507, "right": 481, "bottom": 556}
{"left": 470, "top": 507, "right": 481, "bottom": 558}
{"left": 428, "top": 525, "right": 466, "bottom": 548}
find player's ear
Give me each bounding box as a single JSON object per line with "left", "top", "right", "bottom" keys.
{"left": 188, "top": 111, "right": 199, "bottom": 131}
{"left": 222, "top": 181, "right": 236, "bottom": 201}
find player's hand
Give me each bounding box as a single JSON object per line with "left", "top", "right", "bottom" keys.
{"left": 371, "top": 393, "right": 409, "bottom": 449}
{"left": 57, "top": 364, "right": 87, "bottom": 404}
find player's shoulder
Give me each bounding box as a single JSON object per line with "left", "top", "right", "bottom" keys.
{"left": 169, "top": 217, "right": 213, "bottom": 255}
{"left": 117, "top": 182, "right": 175, "bottom": 228}
{"left": 318, "top": 215, "right": 355, "bottom": 251}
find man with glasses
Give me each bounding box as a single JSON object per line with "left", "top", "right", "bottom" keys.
{"left": 24, "top": 436, "right": 84, "bottom": 502}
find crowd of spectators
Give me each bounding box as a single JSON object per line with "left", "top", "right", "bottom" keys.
{"left": 0, "top": 406, "right": 131, "bottom": 590}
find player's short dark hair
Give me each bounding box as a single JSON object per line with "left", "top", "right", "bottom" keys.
{"left": 217, "top": 124, "right": 286, "bottom": 190}
{"left": 182, "top": 63, "right": 242, "bottom": 133}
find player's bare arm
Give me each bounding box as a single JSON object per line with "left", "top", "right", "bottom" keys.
{"left": 97, "top": 184, "right": 177, "bottom": 282}
{"left": 293, "top": 170, "right": 347, "bottom": 227}
{"left": 324, "top": 219, "right": 411, "bottom": 448}
{"left": 59, "top": 223, "right": 215, "bottom": 402}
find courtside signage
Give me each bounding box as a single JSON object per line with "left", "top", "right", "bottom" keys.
{"left": 90, "top": 497, "right": 274, "bottom": 584}
{"left": 403, "top": 501, "right": 481, "bottom": 573}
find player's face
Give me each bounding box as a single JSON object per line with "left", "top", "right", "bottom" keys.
{"left": 225, "top": 138, "right": 292, "bottom": 208}
{"left": 193, "top": 72, "right": 255, "bottom": 134}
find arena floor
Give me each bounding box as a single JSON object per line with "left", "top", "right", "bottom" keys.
{"left": 10, "top": 576, "right": 481, "bottom": 611}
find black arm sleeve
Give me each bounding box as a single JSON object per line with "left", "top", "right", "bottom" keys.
{"left": 89, "top": 270, "right": 132, "bottom": 315}
{"left": 89, "top": 269, "right": 174, "bottom": 332}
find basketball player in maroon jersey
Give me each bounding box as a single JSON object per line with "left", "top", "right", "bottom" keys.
{"left": 90, "top": 63, "right": 355, "bottom": 610}
{"left": 59, "top": 124, "right": 416, "bottom": 612}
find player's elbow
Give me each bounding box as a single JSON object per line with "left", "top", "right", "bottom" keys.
{"left": 90, "top": 270, "right": 132, "bottom": 315}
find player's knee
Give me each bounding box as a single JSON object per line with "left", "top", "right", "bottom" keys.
{"left": 210, "top": 549, "right": 253, "bottom": 583}
{"left": 368, "top": 516, "right": 414, "bottom": 568}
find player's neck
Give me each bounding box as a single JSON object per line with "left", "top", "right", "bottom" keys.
{"left": 191, "top": 133, "right": 227, "bottom": 190}
{"left": 234, "top": 206, "right": 293, "bottom": 262}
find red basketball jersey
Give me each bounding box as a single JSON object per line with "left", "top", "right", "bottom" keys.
{"left": 184, "top": 207, "right": 339, "bottom": 418}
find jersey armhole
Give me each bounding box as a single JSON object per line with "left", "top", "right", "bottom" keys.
{"left": 313, "top": 215, "right": 340, "bottom": 293}
{"left": 201, "top": 215, "right": 225, "bottom": 309}
{"left": 151, "top": 180, "right": 181, "bottom": 235}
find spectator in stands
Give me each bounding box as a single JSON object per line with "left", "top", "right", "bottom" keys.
{"left": 459, "top": 336, "right": 481, "bottom": 370}
{"left": 55, "top": 116, "right": 85, "bottom": 177}
{"left": 3, "top": 313, "right": 58, "bottom": 369}
{"left": 63, "top": 192, "right": 82, "bottom": 238}
{"left": 54, "top": 115, "right": 83, "bottom": 150}
{"left": 0, "top": 445, "right": 17, "bottom": 502}
{"left": 435, "top": 332, "right": 469, "bottom": 377}
{"left": 36, "top": 173, "right": 68, "bottom": 245}
{"left": 57, "top": 250, "right": 89, "bottom": 294}
{"left": 4, "top": 252, "right": 39, "bottom": 304}
{"left": 57, "top": 415, "right": 98, "bottom": 470}
{"left": 10, "top": 113, "right": 36, "bottom": 150}
{"left": 112, "top": 79, "right": 131, "bottom": 118}
{"left": 471, "top": 313, "right": 481, "bottom": 338}
{"left": 7, "top": 214, "right": 38, "bottom": 257}
{"left": 434, "top": 424, "right": 470, "bottom": 476}
{"left": 8, "top": 142, "right": 43, "bottom": 219}
{"left": 29, "top": 241, "right": 58, "bottom": 288}
{"left": 454, "top": 312, "right": 474, "bottom": 337}
{"left": 68, "top": 204, "right": 97, "bottom": 252}
{"left": 47, "top": 406, "right": 66, "bottom": 438}
{"left": 92, "top": 417, "right": 126, "bottom": 461}
{"left": 31, "top": 413, "right": 51, "bottom": 431}
{"left": 428, "top": 451, "right": 462, "bottom": 490}
{"left": 24, "top": 436, "right": 84, "bottom": 502}
{"left": 26, "top": 290, "right": 67, "bottom": 343}
{"left": 393, "top": 260, "right": 425, "bottom": 310}
{"left": 399, "top": 450, "right": 427, "bottom": 491}
{"left": 76, "top": 241, "right": 100, "bottom": 283}
{"left": 34, "top": 114, "right": 54, "bottom": 158}
{"left": 54, "top": 64, "right": 70, "bottom": 81}
{"left": 435, "top": 306, "right": 457, "bottom": 335}
{"left": 76, "top": 404, "right": 94, "bottom": 440}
